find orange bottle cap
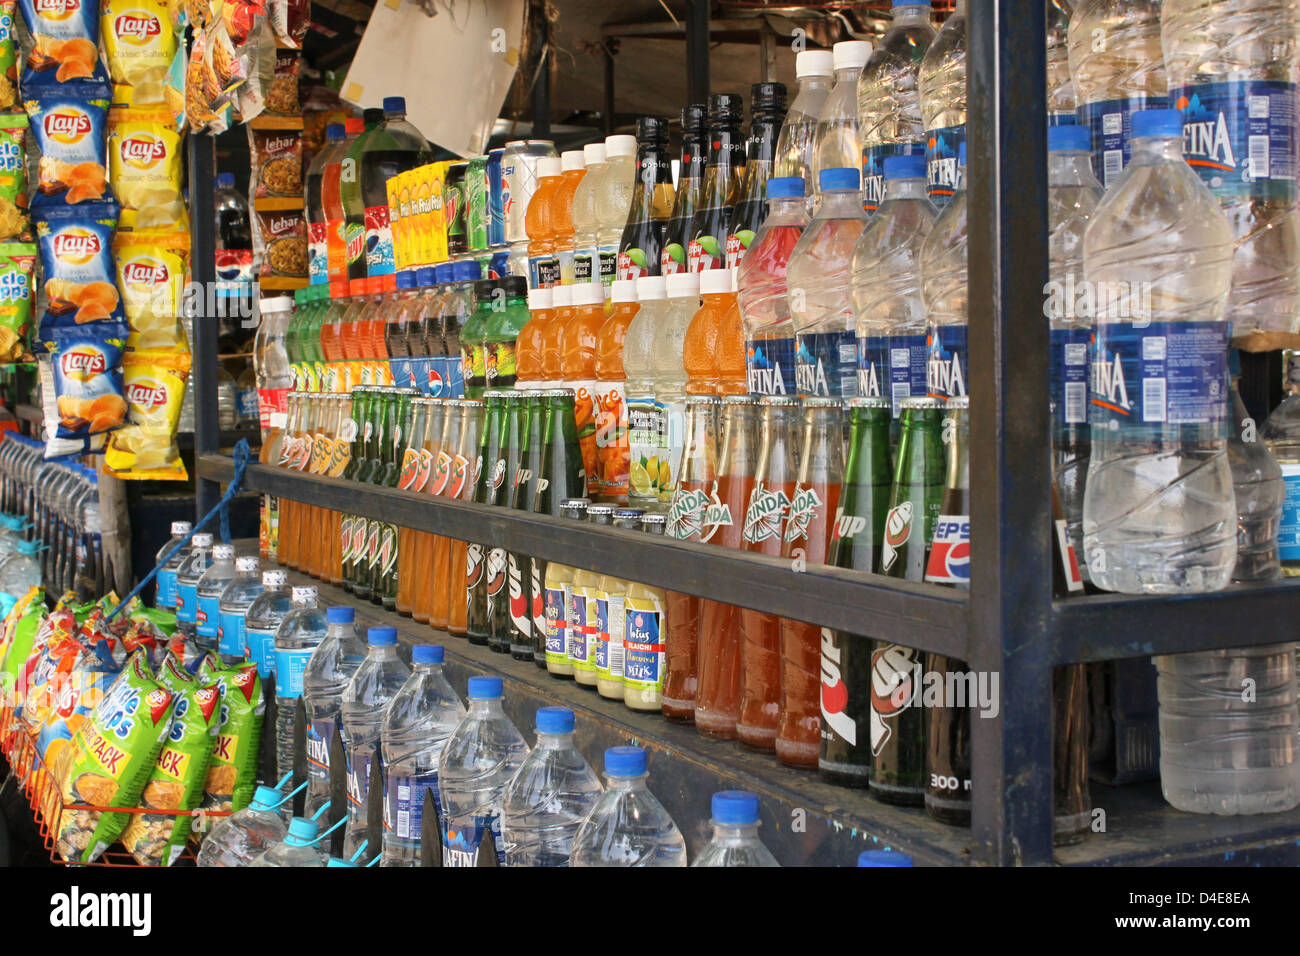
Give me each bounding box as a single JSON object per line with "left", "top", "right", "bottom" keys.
{"left": 349, "top": 278, "right": 368, "bottom": 296}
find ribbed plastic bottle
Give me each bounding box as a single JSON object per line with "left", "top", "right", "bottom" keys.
{"left": 194, "top": 543, "right": 236, "bottom": 653}
{"left": 570, "top": 746, "right": 686, "bottom": 867}
{"left": 690, "top": 791, "right": 780, "bottom": 867}
{"left": 273, "top": 586, "right": 328, "bottom": 782}
{"left": 195, "top": 785, "right": 290, "bottom": 867}
{"left": 302, "top": 606, "right": 366, "bottom": 819}
{"left": 917, "top": 0, "right": 967, "bottom": 206}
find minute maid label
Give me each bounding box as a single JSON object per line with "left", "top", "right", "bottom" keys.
{"left": 1175, "top": 81, "right": 1297, "bottom": 201}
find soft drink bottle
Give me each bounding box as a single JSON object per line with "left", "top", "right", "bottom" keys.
{"left": 851, "top": 153, "right": 936, "bottom": 415}
{"left": 683, "top": 268, "right": 736, "bottom": 397}
{"left": 487, "top": 394, "right": 526, "bottom": 654}
{"left": 516, "top": 286, "right": 553, "bottom": 389}
{"left": 273, "top": 585, "right": 328, "bottom": 782}
{"left": 445, "top": 260, "right": 482, "bottom": 397}
{"left": 570, "top": 746, "right": 686, "bottom": 867}
{"left": 306, "top": 123, "right": 347, "bottom": 286}
{"left": 918, "top": 142, "right": 969, "bottom": 403}
{"left": 437, "top": 675, "right": 529, "bottom": 865}
{"left": 812, "top": 40, "right": 873, "bottom": 199}
{"left": 303, "top": 606, "right": 365, "bottom": 819}
{"left": 196, "top": 785, "right": 291, "bottom": 867}
{"left": 466, "top": 393, "right": 504, "bottom": 644}
{"left": 858, "top": 0, "right": 936, "bottom": 213}
{"left": 690, "top": 791, "right": 780, "bottom": 867}
{"left": 687, "top": 96, "right": 744, "bottom": 273}
{"left": 737, "top": 395, "right": 799, "bottom": 751}
{"left": 618, "top": 117, "right": 675, "bottom": 281}
{"left": 1068, "top": 0, "right": 1167, "bottom": 188}
{"left": 380, "top": 644, "right": 465, "bottom": 866}
{"left": 174, "top": 532, "right": 212, "bottom": 638}
{"left": 429, "top": 401, "right": 468, "bottom": 629}
{"left": 553, "top": 150, "right": 586, "bottom": 284}
{"left": 651, "top": 272, "right": 700, "bottom": 504}
{"left": 484, "top": 276, "right": 531, "bottom": 391}
{"left": 1082, "top": 109, "right": 1236, "bottom": 593}
{"left": 248, "top": 817, "right": 329, "bottom": 867}
{"left": 595, "top": 134, "right": 638, "bottom": 290}
{"left": 242, "top": 570, "right": 293, "bottom": 679}
{"left": 559, "top": 282, "right": 604, "bottom": 498}
{"left": 594, "top": 280, "right": 638, "bottom": 502}
{"left": 338, "top": 109, "right": 383, "bottom": 280}
{"left": 526, "top": 156, "right": 563, "bottom": 288}
{"left": 500, "top": 706, "right": 603, "bottom": 866}
{"left": 395, "top": 398, "right": 435, "bottom": 616}
{"left": 446, "top": 401, "right": 485, "bottom": 638}
{"left": 356, "top": 96, "right": 433, "bottom": 279}
{"left": 787, "top": 168, "right": 868, "bottom": 398}
{"left": 217, "top": 556, "right": 262, "bottom": 666}
{"left": 541, "top": 283, "right": 571, "bottom": 389}
{"left": 624, "top": 276, "right": 669, "bottom": 510}
{"left": 323, "top": 118, "right": 364, "bottom": 285}
{"left": 727, "top": 82, "right": 787, "bottom": 270}
{"left": 572, "top": 142, "right": 609, "bottom": 283}
{"left": 215, "top": 172, "right": 253, "bottom": 287}
{"left": 774, "top": 50, "right": 834, "bottom": 189}
{"left": 662, "top": 104, "right": 708, "bottom": 275}
{"left": 1046, "top": 0, "right": 1075, "bottom": 123}
{"left": 737, "top": 177, "right": 807, "bottom": 397}
{"left": 154, "top": 520, "right": 192, "bottom": 610}
{"left": 558, "top": 498, "right": 598, "bottom": 683}
{"left": 918, "top": 0, "right": 967, "bottom": 206}
{"left": 194, "top": 543, "right": 236, "bottom": 653}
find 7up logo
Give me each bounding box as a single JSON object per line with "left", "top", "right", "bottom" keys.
{"left": 784, "top": 485, "right": 823, "bottom": 544}
{"left": 879, "top": 501, "right": 913, "bottom": 574}
{"left": 743, "top": 483, "right": 789, "bottom": 544}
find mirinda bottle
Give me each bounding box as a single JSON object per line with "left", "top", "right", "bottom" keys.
{"left": 563, "top": 281, "right": 606, "bottom": 497}
{"left": 338, "top": 277, "right": 369, "bottom": 389}
{"left": 593, "top": 279, "right": 638, "bottom": 502}
{"left": 541, "top": 284, "right": 572, "bottom": 388}
{"left": 526, "top": 156, "right": 563, "bottom": 289}
{"left": 553, "top": 150, "right": 586, "bottom": 285}
{"left": 319, "top": 280, "right": 351, "bottom": 393}
{"left": 365, "top": 273, "right": 396, "bottom": 384}
{"left": 515, "top": 286, "right": 554, "bottom": 390}
{"left": 683, "top": 267, "right": 734, "bottom": 395}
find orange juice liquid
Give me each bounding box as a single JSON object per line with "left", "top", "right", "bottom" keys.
{"left": 516, "top": 301, "right": 553, "bottom": 389}
{"left": 717, "top": 292, "right": 747, "bottom": 395}
{"left": 593, "top": 295, "right": 637, "bottom": 501}
{"left": 396, "top": 525, "right": 416, "bottom": 615}
{"left": 562, "top": 290, "right": 606, "bottom": 496}
{"left": 526, "top": 163, "right": 563, "bottom": 288}
{"left": 541, "top": 289, "right": 571, "bottom": 387}
{"left": 429, "top": 534, "right": 451, "bottom": 628}
{"left": 683, "top": 290, "right": 735, "bottom": 396}
{"left": 552, "top": 159, "right": 585, "bottom": 283}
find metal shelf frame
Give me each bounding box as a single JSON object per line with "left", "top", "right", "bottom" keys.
{"left": 190, "top": 0, "right": 1300, "bottom": 866}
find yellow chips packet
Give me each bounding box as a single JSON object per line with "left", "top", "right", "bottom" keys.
{"left": 114, "top": 229, "right": 188, "bottom": 349}
{"left": 105, "top": 347, "right": 190, "bottom": 479}
{"left": 102, "top": 0, "right": 181, "bottom": 108}
{"left": 108, "top": 109, "right": 186, "bottom": 232}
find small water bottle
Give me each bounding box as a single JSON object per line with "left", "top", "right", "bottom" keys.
{"left": 242, "top": 571, "right": 293, "bottom": 678}
{"left": 1227, "top": 361, "right": 1283, "bottom": 582}
{"left": 154, "top": 520, "right": 192, "bottom": 609}
{"left": 248, "top": 817, "right": 329, "bottom": 867}
{"left": 380, "top": 644, "right": 465, "bottom": 867}
{"left": 437, "top": 675, "right": 529, "bottom": 866}
{"left": 217, "top": 556, "right": 263, "bottom": 666}
{"left": 500, "top": 706, "right": 603, "bottom": 867}
{"left": 174, "top": 532, "right": 213, "bottom": 637}
{"left": 273, "top": 587, "right": 328, "bottom": 783}
{"left": 570, "top": 745, "right": 686, "bottom": 867}
{"left": 690, "top": 791, "right": 780, "bottom": 867}
{"left": 303, "top": 606, "right": 366, "bottom": 819}
{"left": 194, "top": 544, "right": 236, "bottom": 653}
{"left": 196, "top": 785, "right": 289, "bottom": 867}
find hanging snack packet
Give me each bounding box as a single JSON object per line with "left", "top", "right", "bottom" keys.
{"left": 108, "top": 109, "right": 184, "bottom": 230}
{"left": 101, "top": 0, "right": 180, "bottom": 107}
{"left": 198, "top": 659, "right": 263, "bottom": 814}
{"left": 105, "top": 347, "right": 189, "bottom": 479}
{"left": 0, "top": 116, "right": 29, "bottom": 240}
{"left": 0, "top": 243, "right": 35, "bottom": 361}
{"left": 25, "top": 80, "right": 112, "bottom": 208}
{"left": 45, "top": 324, "right": 129, "bottom": 438}
{"left": 115, "top": 230, "right": 187, "bottom": 348}
{"left": 18, "top": 0, "right": 109, "bottom": 87}
{"left": 0, "top": 0, "right": 18, "bottom": 109}
{"left": 37, "top": 200, "right": 125, "bottom": 331}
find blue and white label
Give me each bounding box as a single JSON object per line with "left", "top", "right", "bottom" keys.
{"left": 307, "top": 720, "right": 332, "bottom": 789}
{"left": 1078, "top": 95, "right": 1169, "bottom": 187}
{"left": 863, "top": 141, "right": 924, "bottom": 213}
{"left": 925, "top": 124, "right": 965, "bottom": 206}
{"left": 623, "top": 605, "right": 664, "bottom": 687}
{"left": 273, "top": 648, "right": 314, "bottom": 699}
{"left": 796, "top": 331, "right": 859, "bottom": 398}
{"left": 244, "top": 626, "right": 278, "bottom": 679}
{"left": 1279, "top": 464, "right": 1300, "bottom": 562}
{"left": 888, "top": 333, "right": 930, "bottom": 417}
{"left": 747, "top": 336, "right": 797, "bottom": 396}
{"left": 568, "top": 593, "right": 589, "bottom": 663}
{"left": 442, "top": 813, "right": 505, "bottom": 867}
{"left": 1175, "top": 81, "right": 1297, "bottom": 200}
{"left": 156, "top": 567, "right": 177, "bottom": 609}
{"left": 196, "top": 594, "right": 220, "bottom": 640}
{"left": 544, "top": 586, "right": 566, "bottom": 655}
{"left": 176, "top": 583, "right": 198, "bottom": 623}
{"left": 1089, "top": 321, "right": 1230, "bottom": 438}
{"left": 386, "top": 770, "right": 440, "bottom": 841}
{"left": 217, "top": 610, "right": 245, "bottom": 660}
{"left": 856, "top": 334, "right": 888, "bottom": 400}
{"left": 346, "top": 740, "right": 378, "bottom": 820}
{"left": 926, "top": 325, "right": 969, "bottom": 401}
{"left": 1050, "top": 327, "right": 1092, "bottom": 436}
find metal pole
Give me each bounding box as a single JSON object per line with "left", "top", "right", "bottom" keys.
{"left": 603, "top": 41, "right": 616, "bottom": 135}
{"left": 531, "top": 1, "right": 551, "bottom": 140}
{"left": 966, "top": 0, "right": 1055, "bottom": 865}
{"left": 685, "top": 0, "right": 710, "bottom": 106}
{"left": 188, "top": 132, "right": 220, "bottom": 519}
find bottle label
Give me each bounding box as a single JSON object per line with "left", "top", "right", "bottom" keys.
{"left": 820, "top": 628, "right": 860, "bottom": 752}
{"left": 570, "top": 380, "right": 600, "bottom": 497}
{"left": 1174, "top": 80, "right": 1298, "bottom": 201}
{"left": 273, "top": 648, "right": 314, "bottom": 698}
{"left": 925, "top": 123, "right": 966, "bottom": 206}
{"left": 856, "top": 334, "right": 889, "bottom": 402}
{"left": 364, "top": 203, "right": 396, "bottom": 276}
{"left": 598, "top": 244, "right": 619, "bottom": 286}
{"left": 568, "top": 591, "right": 591, "bottom": 664}
{"left": 388, "top": 769, "right": 440, "bottom": 841}
{"left": 863, "top": 141, "right": 923, "bottom": 213}
{"left": 574, "top": 248, "right": 596, "bottom": 281}
{"left": 604, "top": 594, "right": 626, "bottom": 678}
{"left": 784, "top": 484, "right": 823, "bottom": 545}
{"left": 257, "top": 387, "right": 290, "bottom": 431}
{"left": 666, "top": 485, "right": 709, "bottom": 540}
{"left": 924, "top": 514, "right": 971, "bottom": 585}
{"left": 622, "top": 596, "right": 664, "bottom": 689}
{"left": 176, "top": 582, "right": 198, "bottom": 623}
{"left": 594, "top": 382, "right": 629, "bottom": 497}
{"left": 486, "top": 342, "right": 517, "bottom": 386}
{"left": 156, "top": 567, "right": 177, "bottom": 608}
{"left": 326, "top": 216, "right": 347, "bottom": 283}
{"left": 796, "top": 331, "right": 859, "bottom": 398}
{"left": 685, "top": 237, "right": 722, "bottom": 273}
{"left": 196, "top": 594, "right": 220, "bottom": 639}
{"left": 530, "top": 557, "right": 547, "bottom": 639}
{"left": 308, "top": 220, "right": 329, "bottom": 284}
{"left": 746, "top": 337, "right": 797, "bottom": 396}
{"left": 1078, "top": 95, "right": 1169, "bottom": 188}
{"left": 925, "top": 325, "right": 969, "bottom": 402}
{"left": 307, "top": 720, "right": 332, "bottom": 788}
{"left": 544, "top": 584, "right": 567, "bottom": 659}
{"left": 617, "top": 247, "right": 650, "bottom": 281}
{"left": 743, "top": 482, "right": 790, "bottom": 544}
{"left": 724, "top": 230, "right": 753, "bottom": 270}
{"left": 442, "top": 813, "right": 504, "bottom": 867}
{"left": 869, "top": 643, "right": 920, "bottom": 754}
{"left": 657, "top": 397, "right": 686, "bottom": 504}
{"left": 1089, "top": 321, "right": 1230, "bottom": 438}
{"left": 244, "top": 626, "right": 277, "bottom": 679}
{"left": 469, "top": 343, "right": 487, "bottom": 387}
{"left": 345, "top": 740, "right": 377, "bottom": 819}
{"left": 1278, "top": 464, "right": 1300, "bottom": 562}
{"left": 530, "top": 254, "right": 561, "bottom": 289}
{"left": 1050, "top": 327, "right": 1091, "bottom": 437}
{"left": 217, "top": 609, "right": 245, "bottom": 659}
{"left": 508, "top": 552, "right": 530, "bottom": 639}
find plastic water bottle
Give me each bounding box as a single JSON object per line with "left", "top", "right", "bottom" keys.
{"left": 273, "top": 586, "right": 328, "bottom": 783}
{"left": 1067, "top": 0, "right": 1167, "bottom": 188}
{"left": 242, "top": 570, "right": 293, "bottom": 678}
{"left": 918, "top": 0, "right": 967, "bottom": 206}
{"left": 303, "top": 606, "right": 365, "bottom": 819}
{"left": 154, "top": 520, "right": 192, "bottom": 610}
{"left": 380, "top": 644, "right": 465, "bottom": 866}
{"left": 0, "top": 539, "right": 42, "bottom": 599}
{"left": 340, "top": 626, "right": 410, "bottom": 863}
{"left": 918, "top": 142, "right": 969, "bottom": 403}
{"left": 773, "top": 50, "right": 834, "bottom": 189}
{"left": 1262, "top": 386, "right": 1300, "bottom": 576}
{"left": 500, "top": 706, "right": 603, "bottom": 867}
{"left": 1226, "top": 362, "right": 1283, "bottom": 581}
{"left": 786, "top": 167, "right": 868, "bottom": 399}
{"left": 437, "top": 675, "right": 529, "bottom": 866}
{"left": 1047, "top": 124, "right": 1104, "bottom": 580}
{"left": 570, "top": 745, "right": 685, "bottom": 867}
{"left": 1162, "top": 0, "right": 1300, "bottom": 337}
{"left": 174, "top": 532, "right": 213, "bottom": 638}
{"left": 1046, "top": 0, "right": 1075, "bottom": 122}
{"left": 196, "top": 785, "right": 289, "bottom": 867}
{"left": 690, "top": 791, "right": 779, "bottom": 867}
{"left": 194, "top": 544, "right": 236, "bottom": 653}
{"left": 857, "top": 0, "right": 936, "bottom": 212}
{"left": 850, "top": 153, "right": 937, "bottom": 413}
{"left": 217, "top": 556, "right": 262, "bottom": 666}
{"left": 811, "top": 40, "right": 874, "bottom": 200}
{"left": 248, "top": 817, "right": 329, "bottom": 867}
{"left": 1082, "top": 109, "right": 1237, "bottom": 594}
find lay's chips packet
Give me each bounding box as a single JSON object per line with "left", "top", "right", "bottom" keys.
{"left": 105, "top": 346, "right": 188, "bottom": 479}
{"left": 0, "top": 115, "right": 30, "bottom": 241}
{"left": 18, "top": 0, "right": 110, "bottom": 88}
{"left": 198, "top": 658, "right": 262, "bottom": 815}
{"left": 114, "top": 227, "right": 187, "bottom": 348}
{"left": 45, "top": 323, "right": 129, "bottom": 437}
{"left": 0, "top": 0, "right": 18, "bottom": 109}
{"left": 37, "top": 200, "right": 125, "bottom": 331}
{"left": 0, "top": 242, "right": 36, "bottom": 361}
{"left": 102, "top": 0, "right": 180, "bottom": 108}
{"left": 25, "top": 80, "right": 112, "bottom": 209}
{"left": 108, "top": 109, "right": 184, "bottom": 231}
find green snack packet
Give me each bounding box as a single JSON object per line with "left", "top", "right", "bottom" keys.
{"left": 0, "top": 589, "right": 44, "bottom": 701}
{"left": 199, "top": 660, "right": 263, "bottom": 815}
{"left": 0, "top": 241, "right": 35, "bottom": 361}
{"left": 156, "top": 654, "right": 193, "bottom": 692}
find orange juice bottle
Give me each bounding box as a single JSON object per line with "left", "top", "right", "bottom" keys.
{"left": 563, "top": 281, "right": 606, "bottom": 496}
{"left": 593, "top": 279, "right": 638, "bottom": 502}
{"left": 553, "top": 150, "right": 586, "bottom": 285}
{"left": 717, "top": 268, "right": 748, "bottom": 395}
{"left": 525, "top": 156, "right": 563, "bottom": 289}
{"left": 683, "top": 266, "right": 735, "bottom": 395}
{"left": 320, "top": 281, "right": 350, "bottom": 393}
{"left": 541, "top": 284, "right": 571, "bottom": 387}
{"left": 338, "top": 277, "right": 369, "bottom": 390}
{"left": 515, "top": 286, "right": 553, "bottom": 390}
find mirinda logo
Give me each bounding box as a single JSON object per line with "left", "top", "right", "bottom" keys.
{"left": 126, "top": 378, "right": 168, "bottom": 411}
{"left": 44, "top": 108, "right": 93, "bottom": 146}
{"left": 121, "top": 255, "right": 169, "bottom": 286}
{"left": 35, "top": 0, "right": 79, "bottom": 20}
{"left": 114, "top": 11, "right": 161, "bottom": 43}
{"left": 60, "top": 346, "right": 108, "bottom": 381}
{"left": 52, "top": 227, "right": 101, "bottom": 265}
{"left": 119, "top": 133, "right": 167, "bottom": 169}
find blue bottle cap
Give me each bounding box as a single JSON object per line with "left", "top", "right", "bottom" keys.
{"left": 1131, "top": 108, "right": 1183, "bottom": 140}
{"left": 893, "top": 0, "right": 930, "bottom": 6}
{"left": 467, "top": 675, "right": 503, "bottom": 699}
{"left": 535, "top": 706, "right": 574, "bottom": 734}
{"left": 325, "top": 123, "right": 344, "bottom": 141}
{"left": 455, "top": 260, "right": 482, "bottom": 281}
{"left": 395, "top": 270, "right": 415, "bottom": 290}
{"left": 883, "top": 154, "right": 927, "bottom": 180}
{"left": 765, "top": 176, "right": 805, "bottom": 199}
{"left": 326, "top": 606, "right": 354, "bottom": 624}
{"left": 604, "top": 745, "right": 647, "bottom": 778}
{"left": 382, "top": 95, "right": 406, "bottom": 114}
{"left": 412, "top": 644, "right": 444, "bottom": 664}
{"left": 367, "top": 626, "right": 397, "bottom": 646}
{"left": 217, "top": 172, "right": 234, "bottom": 187}
{"left": 1048, "top": 124, "right": 1091, "bottom": 154}
{"left": 858, "top": 849, "right": 913, "bottom": 867}
{"left": 326, "top": 858, "right": 357, "bottom": 867}
{"left": 250, "top": 786, "right": 281, "bottom": 810}
{"left": 712, "top": 790, "right": 760, "bottom": 825}
{"left": 417, "top": 266, "right": 438, "bottom": 288}
{"left": 958, "top": 141, "right": 967, "bottom": 167}
{"left": 434, "top": 263, "right": 454, "bottom": 283}
{"left": 286, "top": 817, "right": 319, "bottom": 844}
{"left": 818, "top": 167, "right": 861, "bottom": 191}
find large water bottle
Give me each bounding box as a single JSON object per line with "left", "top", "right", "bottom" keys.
{"left": 194, "top": 544, "right": 236, "bottom": 653}
{"left": 1226, "top": 361, "right": 1283, "bottom": 581}
{"left": 1046, "top": 0, "right": 1075, "bottom": 123}
{"left": 0, "top": 539, "right": 42, "bottom": 599}
{"left": 570, "top": 745, "right": 686, "bottom": 867}
{"left": 154, "top": 520, "right": 192, "bottom": 610}
{"left": 918, "top": 142, "right": 969, "bottom": 403}
{"left": 1068, "top": 0, "right": 1167, "bottom": 188}
{"left": 773, "top": 50, "right": 834, "bottom": 188}
{"left": 1081, "top": 109, "right": 1237, "bottom": 594}
{"left": 499, "top": 706, "right": 603, "bottom": 867}
{"left": 917, "top": 0, "right": 967, "bottom": 206}
{"left": 1047, "top": 124, "right": 1104, "bottom": 580}
{"left": 303, "top": 606, "right": 365, "bottom": 818}
{"left": 857, "top": 0, "right": 936, "bottom": 212}
{"left": 437, "top": 675, "right": 529, "bottom": 866}
{"left": 380, "top": 644, "right": 465, "bottom": 866}
{"left": 242, "top": 571, "right": 293, "bottom": 678}
{"left": 273, "top": 586, "right": 328, "bottom": 783}
{"left": 1162, "top": 0, "right": 1300, "bottom": 338}
{"left": 247, "top": 817, "right": 329, "bottom": 867}
{"left": 690, "top": 791, "right": 780, "bottom": 867}
{"left": 340, "top": 626, "right": 410, "bottom": 863}
{"left": 195, "top": 785, "right": 290, "bottom": 867}
{"left": 850, "top": 153, "right": 937, "bottom": 412}
{"left": 786, "top": 167, "right": 869, "bottom": 398}
{"left": 217, "top": 556, "right": 262, "bottom": 666}
{"left": 811, "top": 41, "right": 874, "bottom": 200}
{"left": 174, "top": 532, "right": 213, "bottom": 638}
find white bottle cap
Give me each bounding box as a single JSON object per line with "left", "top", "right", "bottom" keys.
{"left": 263, "top": 570, "right": 286, "bottom": 587}
{"left": 571, "top": 281, "right": 604, "bottom": 306}
{"left": 171, "top": 521, "right": 192, "bottom": 535}
{"left": 561, "top": 149, "right": 586, "bottom": 172}
{"left": 583, "top": 142, "right": 607, "bottom": 165}
{"left": 605, "top": 134, "right": 637, "bottom": 158}
{"left": 259, "top": 296, "right": 294, "bottom": 314}
{"left": 292, "top": 586, "right": 317, "bottom": 604}
{"left": 832, "top": 40, "right": 872, "bottom": 71}
{"left": 666, "top": 272, "right": 700, "bottom": 298}
{"left": 699, "top": 268, "right": 731, "bottom": 295}
{"left": 236, "top": 556, "right": 259, "bottom": 572}
{"left": 537, "top": 156, "right": 563, "bottom": 179}
{"left": 636, "top": 275, "right": 667, "bottom": 301}
{"left": 551, "top": 284, "right": 572, "bottom": 308}
{"left": 192, "top": 533, "right": 213, "bottom": 548}
{"left": 212, "top": 544, "right": 235, "bottom": 560}
{"left": 795, "top": 50, "right": 834, "bottom": 77}
{"left": 610, "top": 279, "right": 638, "bottom": 304}
{"left": 528, "top": 286, "right": 553, "bottom": 310}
